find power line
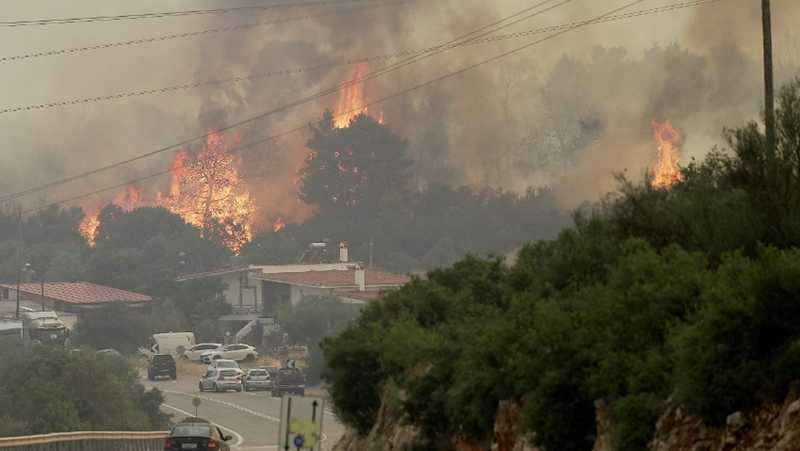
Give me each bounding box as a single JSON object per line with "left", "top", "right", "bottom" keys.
{"left": 0, "top": 0, "right": 381, "bottom": 27}
{"left": 3, "top": 0, "right": 568, "bottom": 205}
{"left": 0, "top": 0, "right": 723, "bottom": 115}
{"left": 12, "top": 0, "right": 727, "bottom": 212}
{"left": 0, "top": 0, "right": 421, "bottom": 62}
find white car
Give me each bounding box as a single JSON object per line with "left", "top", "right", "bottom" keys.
{"left": 206, "top": 359, "right": 244, "bottom": 376}
{"left": 178, "top": 343, "right": 222, "bottom": 361}
{"left": 200, "top": 344, "right": 259, "bottom": 363}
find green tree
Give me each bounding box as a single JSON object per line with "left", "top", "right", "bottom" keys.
{"left": 299, "top": 110, "right": 413, "bottom": 213}
{"left": 71, "top": 302, "right": 152, "bottom": 354}
{"left": 279, "top": 295, "right": 362, "bottom": 384}
{"left": 239, "top": 230, "right": 302, "bottom": 264}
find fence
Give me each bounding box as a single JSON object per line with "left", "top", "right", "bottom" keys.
{"left": 0, "top": 431, "right": 169, "bottom": 451}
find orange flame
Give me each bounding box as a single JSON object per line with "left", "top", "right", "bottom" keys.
{"left": 160, "top": 131, "right": 256, "bottom": 253}
{"left": 650, "top": 119, "right": 683, "bottom": 190}
{"left": 79, "top": 213, "right": 100, "bottom": 247}
{"left": 273, "top": 218, "right": 285, "bottom": 232}
{"left": 332, "top": 64, "right": 384, "bottom": 128}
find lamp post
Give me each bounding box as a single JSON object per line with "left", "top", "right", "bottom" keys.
{"left": 175, "top": 252, "right": 186, "bottom": 277}
{"left": 16, "top": 263, "right": 31, "bottom": 318}
{"left": 40, "top": 270, "right": 45, "bottom": 311}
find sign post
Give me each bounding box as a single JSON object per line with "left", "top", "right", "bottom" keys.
{"left": 278, "top": 394, "right": 324, "bottom": 451}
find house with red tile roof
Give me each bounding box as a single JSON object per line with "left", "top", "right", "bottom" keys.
{"left": 250, "top": 262, "right": 411, "bottom": 309}
{"left": 0, "top": 282, "right": 152, "bottom": 315}
{"left": 176, "top": 241, "right": 410, "bottom": 316}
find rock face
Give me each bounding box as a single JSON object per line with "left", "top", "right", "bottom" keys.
{"left": 649, "top": 388, "right": 800, "bottom": 451}
{"left": 331, "top": 385, "right": 800, "bottom": 451}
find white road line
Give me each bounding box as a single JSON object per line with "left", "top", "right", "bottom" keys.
{"left": 161, "top": 389, "right": 329, "bottom": 444}
{"left": 162, "top": 404, "right": 245, "bottom": 448}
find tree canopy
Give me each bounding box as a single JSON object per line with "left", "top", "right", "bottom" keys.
{"left": 321, "top": 78, "right": 800, "bottom": 451}
{"left": 299, "top": 110, "right": 413, "bottom": 213}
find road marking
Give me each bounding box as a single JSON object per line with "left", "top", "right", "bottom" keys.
{"left": 162, "top": 404, "right": 244, "bottom": 448}
{"left": 161, "top": 390, "right": 329, "bottom": 443}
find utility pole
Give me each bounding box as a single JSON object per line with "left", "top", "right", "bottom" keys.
{"left": 762, "top": 0, "right": 775, "bottom": 145}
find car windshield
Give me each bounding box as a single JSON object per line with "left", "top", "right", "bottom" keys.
{"left": 281, "top": 369, "right": 299, "bottom": 376}
{"left": 249, "top": 370, "right": 267, "bottom": 377}
{"left": 172, "top": 425, "right": 212, "bottom": 437}
{"left": 217, "top": 361, "right": 237, "bottom": 368}
{"left": 153, "top": 355, "right": 172, "bottom": 362}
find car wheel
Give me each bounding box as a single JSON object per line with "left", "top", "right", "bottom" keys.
{"left": 170, "top": 371, "right": 177, "bottom": 380}
{"left": 299, "top": 389, "right": 305, "bottom": 396}
{"left": 148, "top": 373, "right": 154, "bottom": 381}
{"left": 236, "top": 388, "right": 242, "bottom": 392}
{"left": 213, "top": 355, "right": 221, "bottom": 360}
{"left": 199, "top": 382, "right": 205, "bottom": 392}
{"left": 244, "top": 354, "right": 255, "bottom": 362}
{"left": 243, "top": 384, "right": 249, "bottom": 391}
{"left": 213, "top": 383, "right": 220, "bottom": 393}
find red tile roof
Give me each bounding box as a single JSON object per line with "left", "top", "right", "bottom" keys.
{"left": 0, "top": 282, "right": 151, "bottom": 305}
{"left": 250, "top": 270, "right": 410, "bottom": 288}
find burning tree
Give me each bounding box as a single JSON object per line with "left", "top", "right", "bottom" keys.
{"left": 650, "top": 119, "right": 684, "bottom": 190}
{"left": 162, "top": 133, "right": 256, "bottom": 253}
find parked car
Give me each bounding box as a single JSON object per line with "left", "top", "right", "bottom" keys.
{"left": 178, "top": 342, "right": 222, "bottom": 361}
{"left": 96, "top": 348, "right": 121, "bottom": 358}
{"left": 243, "top": 369, "right": 271, "bottom": 391}
{"left": 258, "top": 365, "right": 278, "bottom": 379}
{"left": 148, "top": 353, "right": 177, "bottom": 380}
{"left": 270, "top": 367, "right": 306, "bottom": 396}
{"left": 206, "top": 359, "right": 244, "bottom": 380}
{"left": 164, "top": 420, "right": 232, "bottom": 451}
{"left": 200, "top": 343, "right": 258, "bottom": 363}
{"left": 199, "top": 368, "right": 242, "bottom": 393}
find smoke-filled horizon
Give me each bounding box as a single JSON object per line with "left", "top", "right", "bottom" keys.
{"left": 0, "top": 0, "right": 798, "bottom": 234}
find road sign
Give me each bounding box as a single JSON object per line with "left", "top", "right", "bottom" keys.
{"left": 278, "top": 394, "right": 324, "bottom": 451}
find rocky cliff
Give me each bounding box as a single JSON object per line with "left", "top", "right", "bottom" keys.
{"left": 330, "top": 386, "right": 800, "bottom": 451}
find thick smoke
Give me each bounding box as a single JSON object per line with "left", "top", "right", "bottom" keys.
{"left": 0, "top": 0, "right": 798, "bottom": 224}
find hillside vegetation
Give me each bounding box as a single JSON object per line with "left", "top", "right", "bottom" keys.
{"left": 321, "top": 78, "right": 800, "bottom": 451}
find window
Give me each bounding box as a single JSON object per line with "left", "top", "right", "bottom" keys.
{"left": 172, "top": 425, "right": 212, "bottom": 437}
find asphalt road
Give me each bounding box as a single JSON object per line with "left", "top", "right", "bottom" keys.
{"left": 140, "top": 364, "right": 345, "bottom": 450}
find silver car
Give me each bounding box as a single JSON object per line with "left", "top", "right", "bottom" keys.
{"left": 243, "top": 369, "right": 271, "bottom": 391}
{"left": 199, "top": 369, "right": 242, "bottom": 393}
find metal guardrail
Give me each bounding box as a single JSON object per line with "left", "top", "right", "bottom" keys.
{"left": 0, "top": 430, "right": 169, "bottom": 451}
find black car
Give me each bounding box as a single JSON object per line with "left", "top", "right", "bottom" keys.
{"left": 163, "top": 420, "right": 232, "bottom": 451}
{"left": 148, "top": 353, "right": 177, "bottom": 380}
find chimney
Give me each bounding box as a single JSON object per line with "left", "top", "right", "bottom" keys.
{"left": 340, "top": 241, "right": 349, "bottom": 263}
{"left": 355, "top": 262, "right": 365, "bottom": 291}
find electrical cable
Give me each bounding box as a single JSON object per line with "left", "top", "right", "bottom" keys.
{"left": 0, "top": 0, "right": 382, "bottom": 27}
{"left": 0, "top": 0, "right": 723, "bottom": 115}
{"left": 12, "top": 0, "right": 727, "bottom": 213}
{"left": 0, "top": 0, "right": 422, "bottom": 63}
{"left": 3, "top": 0, "right": 567, "bottom": 203}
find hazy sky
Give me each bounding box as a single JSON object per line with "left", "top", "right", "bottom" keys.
{"left": 0, "top": 0, "right": 797, "bottom": 229}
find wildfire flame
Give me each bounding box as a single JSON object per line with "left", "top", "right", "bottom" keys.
{"left": 79, "top": 186, "right": 142, "bottom": 247}
{"left": 79, "top": 214, "right": 100, "bottom": 247}
{"left": 160, "top": 130, "right": 256, "bottom": 253}
{"left": 650, "top": 119, "right": 683, "bottom": 190}
{"left": 332, "top": 64, "right": 384, "bottom": 128}
{"left": 273, "top": 218, "right": 285, "bottom": 232}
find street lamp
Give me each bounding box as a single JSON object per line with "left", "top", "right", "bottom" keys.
{"left": 175, "top": 252, "right": 186, "bottom": 277}
{"left": 40, "top": 269, "right": 45, "bottom": 311}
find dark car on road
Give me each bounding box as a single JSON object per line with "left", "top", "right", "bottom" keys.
{"left": 163, "top": 420, "right": 232, "bottom": 451}
{"left": 148, "top": 353, "right": 177, "bottom": 380}
{"left": 270, "top": 367, "right": 306, "bottom": 396}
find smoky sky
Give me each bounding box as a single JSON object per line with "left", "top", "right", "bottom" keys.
{"left": 0, "top": 0, "right": 797, "bottom": 229}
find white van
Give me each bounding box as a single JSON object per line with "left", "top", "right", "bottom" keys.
{"left": 139, "top": 332, "right": 196, "bottom": 358}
